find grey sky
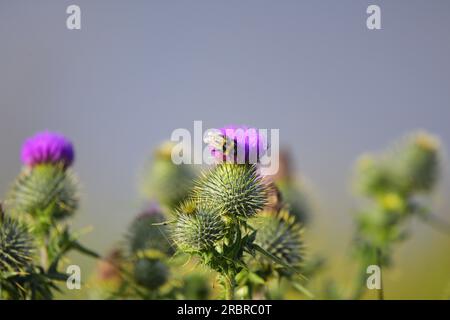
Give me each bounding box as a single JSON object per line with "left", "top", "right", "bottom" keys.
{"left": 1, "top": 1, "right": 449, "bottom": 251}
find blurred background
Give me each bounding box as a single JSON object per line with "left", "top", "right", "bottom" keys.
{"left": 0, "top": 0, "right": 449, "bottom": 299}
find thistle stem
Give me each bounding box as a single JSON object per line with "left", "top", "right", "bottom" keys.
{"left": 39, "top": 234, "right": 50, "bottom": 270}
{"left": 376, "top": 248, "right": 384, "bottom": 300}
{"left": 351, "top": 264, "right": 368, "bottom": 300}
{"left": 40, "top": 247, "right": 48, "bottom": 270}
{"left": 223, "top": 274, "right": 235, "bottom": 300}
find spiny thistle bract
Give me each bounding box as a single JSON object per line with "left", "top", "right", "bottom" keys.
{"left": 141, "top": 142, "right": 196, "bottom": 209}
{"left": 194, "top": 164, "right": 268, "bottom": 219}
{"left": 252, "top": 209, "right": 305, "bottom": 271}
{"left": 392, "top": 131, "right": 440, "bottom": 193}
{"left": 0, "top": 216, "right": 34, "bottom": 272}
{"left": 8, "top": 164, "right": 79, "bottom": 220}
{"left": 172, "top": 201, "right": 227, "bottom": 253}
{"left": 133, "top": 258, "right": 169, "bottom": 290}
{"left": 127, "top": 205, "right": 174, "bottom": 255}
{"left": 355, "top": 154, "right": 398, "bottom": 196}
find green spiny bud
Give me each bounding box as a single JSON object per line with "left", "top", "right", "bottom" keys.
{"left": 253, "top": 209, "right": 304, "bottom": 269}
{"left": 8, "top": 164, "right": 79, "bottom": 220}
{"left": 141, "top": 142, "right": 196, "bottom": 209}
{"left": 394, "top": 131, "right": 440, "bottom": 192}
{"left": 355, "top": 154, "right": 398, "bottom": 196}
{"left": 0, "top": 216, "right": 34, "bottom": 272}
{"left": 194, "top": 164, "right": 268, "bottom": 219}
{"left": 173, "top": 201, "right": 226, "bottom": 253}
{"left": 127, "top": 205, "right": 174, "bottom": 255}
{"left": 133, "top": 258, "right": 169, "bottom": 290}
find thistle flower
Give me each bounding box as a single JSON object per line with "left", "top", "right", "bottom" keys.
{"left": 194, "top": 164, "right": 268, "bottom": 219}
{"left": 141, "top": 141, "right": 195, "bottom": 209}
{"left": 252, "top": 209, "right": 304, "bottom": 270}
{"left": 172, "top": 201, "right": 226, "bottom": 253}
{"left": 21, "top": 131, "right": 74, "bottom": 169}
{"left": 0, "top": 215, "right": 34, "bottom": 272}
{"left": 127, "top": 204, "right": 173, "bottom": 255}
{"left": 9, "top": 164, "right": 79, "bottom": 220}
{"left": 133, "top": 258, "right": 169, "bottom": 290}
{"left": 205, "top": 125, "right": 267, "bottom": 164}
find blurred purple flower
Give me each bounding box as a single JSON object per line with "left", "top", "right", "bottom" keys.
{"left": 206, "top": 125, "right": 267, "bottom": 164}
{"left": 21, "top": 131, "right": 74, "bottom": 168}
{"left": 136, "top": 202, "right": 164, "bottom": 220}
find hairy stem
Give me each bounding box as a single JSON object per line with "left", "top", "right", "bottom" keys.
{"left": 39, "top": 234, "right": 50, "bottom": 270}
{"left": 223, "top": 274, "right": 235, "bottom": 300}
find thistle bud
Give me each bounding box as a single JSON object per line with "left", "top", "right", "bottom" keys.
{"left": 355, "top": 154, "right": 397, "bottom": 196}
{"left": 127, "top": 204, "right": 173, "bottom": 255}
{"left": 141, "top": 142, "right": 195, "bottom": 209}
{"left": 395, "top": 131, "right": 440, "bottom": 192}
{"left": 172, "top": 202, "right": 226, "bottom": 253}
{"left": 9, "top": 164, "right": 79, "bottom": 220}
{"left": 194, "top": 164, "right": 268, "bottom": 219}
{"left": 133, "top": 258, "right": 169, "bottom": 290}
{"left": 0, "top": 216, "right": 34, "bottom": 272}
{"left": 253, "top": 210, "right": 304, "bottom": 270}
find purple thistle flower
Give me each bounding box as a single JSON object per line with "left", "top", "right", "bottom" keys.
{"left": 136, "top": 202, "right": 164, "bottom": 220}
{"left": 21, "top": 131, "right": 75, "bottom": 168}
{"left": 206, "top": 125, "right": 267, "bottom": 164}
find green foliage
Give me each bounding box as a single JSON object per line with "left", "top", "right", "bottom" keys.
{"left": 0, "top": 203, "right": 97, "bottom": 299}
{"left": 98, "top": 207, "right": 177, "bottom": 299}
{"left": 1, "top": 151, "right": 97, "bottom": 299}
{"left": 193, "top": 164, "right": 268, "bottom": 219}
{"left": 351, "top": 130, "right": 443, "bottom": 299}
{"left": 181, "top": 273, "right": 211, "bottom": 300}
{"left": 8, "top": 164, "right": 78, "bottom": 220}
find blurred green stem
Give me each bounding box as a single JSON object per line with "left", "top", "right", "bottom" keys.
{"left": 223, "top": 274, "right": 235, "bottom": 300}
{"left": 351, "top": 264, "right": 367, "bottom": 300}
{"left": 39, "top": 231, "right": 50, "bottom": 270}
{"left": 376, "top": 248, "right": 384, "bottom": 300}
